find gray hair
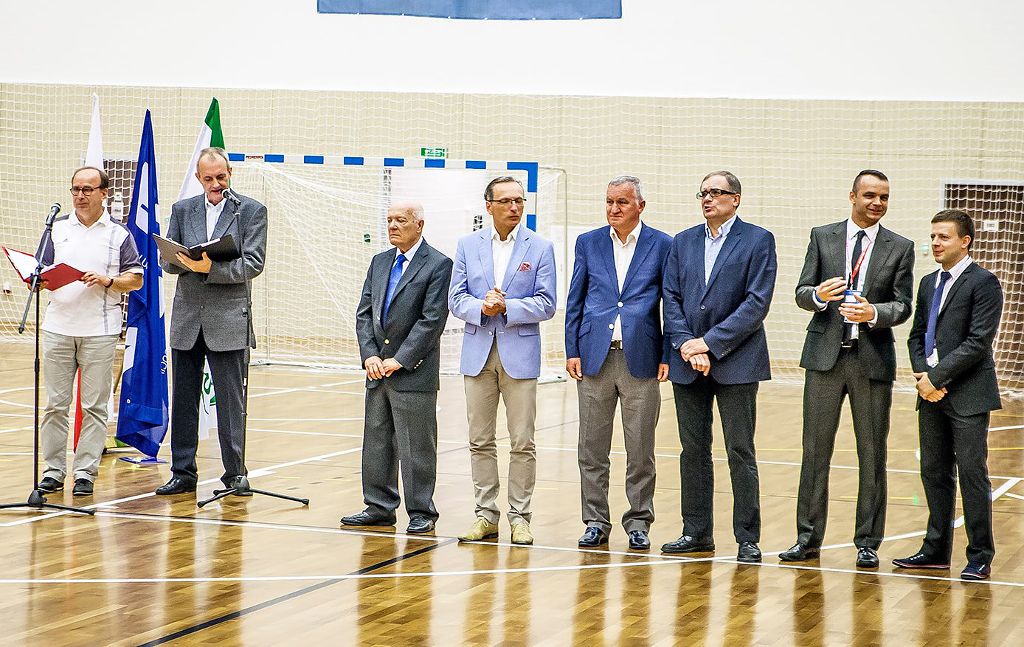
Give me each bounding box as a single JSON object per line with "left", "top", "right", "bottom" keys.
{"left": 197, "top": 146, "right": 232, "bottom": 171}
{"left": 608, "top": 175, "right": 644, "bottom": 202}
{"left": 389, "top": 201, "right": 425, "bottom": 222}
{"left": 701, "top": 170, "right": 742, "bottom": 195}
{"left": 484, "top": 176, "right": 524, "bottom": 201}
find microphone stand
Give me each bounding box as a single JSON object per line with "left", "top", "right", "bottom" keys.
{"left": 0, "top": 206, "right": 95, "bottom": 515}
{"left": 198, "top": 192, "right": 309, "bottom": 508}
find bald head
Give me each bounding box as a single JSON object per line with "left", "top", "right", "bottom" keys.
{"left": 386, "top": 201, "right": 425, "bottom": 252}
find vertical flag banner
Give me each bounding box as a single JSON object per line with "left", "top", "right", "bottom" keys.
{"left": 116, "top": 110, "right": 170, "bottom": 457}
{"left": 316, "top": 0, "right": 622, "bottom": 19}
{"left": 179, "top": 98, "right": 224, "bottom": 440}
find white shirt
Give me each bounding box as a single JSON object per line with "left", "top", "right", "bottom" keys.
{"left": 934, "top": 254, "right": 973, "bottom": 312}
{"left": 704, "top": 215, "right": 737, "bottom": 284}
{"left": 491, "top": 223, "right": 521, "bottom": 288}
{"left": 41, "top": 210, "right": 143, "bottom": 337}
{"left": 813, "top": 219, "right": 880, "bottom": 325}
{"left": 205, "top": 197, "right": 227, "bottom": 240}
{"left": 393, "top": 236, "right": 423, "bottom": 275}
{"left": 610, "top": 221, "right": 643, "bottom": 342}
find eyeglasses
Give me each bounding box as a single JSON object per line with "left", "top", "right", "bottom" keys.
{"left": 696, "top": 189, "right": 738, "bottom": 200}
{"left": 70, "top": 186, "right": 102, "bottom": 196}
{"left": 487, "top": 198, "right": 526, "bottom": 207}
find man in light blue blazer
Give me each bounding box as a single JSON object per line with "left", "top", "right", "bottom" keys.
{"left": 565, "top": 176, "right": 671, "bottom": 551}
{"left": 449, "top": 176, "right": 557, "bottom": 545}
{"left": 661, "top": 170, "right": 777, "bottom": 563}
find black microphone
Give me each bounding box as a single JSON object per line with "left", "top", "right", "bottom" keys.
{"left": 46, "top": 202, "right": 61, "bottom": 224}
{"left": 222, "top": 188, "right": 242, "bottom": 208}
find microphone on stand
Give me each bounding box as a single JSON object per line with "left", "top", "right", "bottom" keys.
{"left": 45, "top": 203, "right": 61, "bottom": 226}
{"left": 221, "top": 188, "right": 242, "bottom": 209}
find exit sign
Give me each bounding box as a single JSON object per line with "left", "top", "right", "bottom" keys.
{"left": 420, "top": 147, "right": 447, "bottom": 158}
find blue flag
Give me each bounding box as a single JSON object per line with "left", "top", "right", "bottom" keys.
{"left": 116, "top": 110, "right": 169, "bottom": 457}
{"left": 317, "top": 1, "right": 621, "bottom": 20}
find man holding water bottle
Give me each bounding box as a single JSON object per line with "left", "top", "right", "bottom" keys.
{"left": 780, "top": 170, "right": 915, "bottom": 569}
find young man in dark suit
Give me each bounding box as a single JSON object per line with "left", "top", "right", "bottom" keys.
{"left": 661, "top": 171, "right": 777, "bottom": 563}
{"left": 895, "top": 209, "right": 1003, "bottom": 580}
{"left": 343, "top": 202, "right": 453, "bottom": 534}
{"left": 780, "top": 170, "right": 915, "bottom": 569}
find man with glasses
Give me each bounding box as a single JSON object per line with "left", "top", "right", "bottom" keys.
{"left": 661, "top": 171, "right": 777, "bottom": 563}
{"left": 36, "top": 166, "right": 143, "bottom": 496}
{"left": 565, "top": 176, "right": 671, "bottom": 551}
{"left": 449, "top": 176, "right": 557, "bottom": 545}
{"left": 155, "top": 147, "right": 268, "bottom": 497}
{"left": 780, "top": 170, "right": 914, "bottom": 569}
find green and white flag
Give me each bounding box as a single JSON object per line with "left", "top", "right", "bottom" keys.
{"left": 178, "top": 98, "right": 224, "bottom": 440}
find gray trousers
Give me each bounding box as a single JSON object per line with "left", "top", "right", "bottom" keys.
{"left": 362, "top": 381, "right": 439, "bottom": 520}
{"left": 41, "top": 331, "right": 119, "bottom": 483}
{"left": 577, "top": 349, "right": 660, "bottom": 533}
{"left": 797, "top": 349, "right": 892, "bottom": 550}
{"left": 463, "top": 343, "right": 537, "bottom": 525}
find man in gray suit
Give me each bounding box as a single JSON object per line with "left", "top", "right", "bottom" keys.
{"left": 342, "top": 202, "right": 453, "bottom": 534}
{"left": 156, "top": 147, "right": 267, "bottom": 496}
{"left": 780, "top": 170, "right": 914, "bottom": 568}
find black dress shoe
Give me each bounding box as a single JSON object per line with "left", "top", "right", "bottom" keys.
{"left": 340, "top": 510, "right": 397, "bottom": 526}
{"left": 627, "top": 530, "right": 651, "bottom": 551}
{"left": 155, "top": 477, "right": 198, "bottom": 495}
{"left": 578, "top": 527, "right": 609, "bottom": 547}
{"left": 406, "top": 516, "right": 435, "bottom": 534}
{"left": 892, "top": 552, "right": 950, "bottom": 570}
{"left": 856, "top": 547, "right": 879, "bottom": 569}
{"left": 737, "top": 541, "right": 762, "bottom": 563}
{"left": 38, "top": 477, "right": 63, "bottom": 493}
{"left": 779, "top": 542, "right": 820, "bottom": 562}
{"left": 661, "top": 535, "right": 715, "bottom": 554}
{"left": 961, "top": 562, "right": 991, "bottom": 580}
{"left": 72, "top": 479, "right": 93, "bottom": 496}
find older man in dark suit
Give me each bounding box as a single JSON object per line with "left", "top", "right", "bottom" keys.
{"left": 156, "top": 147, "right": 267, "bottom": 496}
{"left": 342, "top": 202, "right": 453, "bottom": 534}
{"left": 780, "top": 170, "right": 915, "bottom": 569}
{"left": 661, "top": 170, "right": 777, "bottom": 563}
{"left": 895, "top": 209, "right": 1002, "bottom": 581}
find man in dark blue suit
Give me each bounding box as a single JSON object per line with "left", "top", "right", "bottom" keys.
{"left": 565, "top": 176, "right": 672, "bottom": 551}
{"left": 895, "top": 210, "right": 1003, "bottom": 581}
{"left": 661, "top": 171, "right": 777, "bottom": 562}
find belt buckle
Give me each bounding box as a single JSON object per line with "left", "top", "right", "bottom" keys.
{"left": 610, "top": 340, "right": 623, "bottom": 350}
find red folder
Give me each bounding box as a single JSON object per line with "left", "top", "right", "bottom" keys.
{"left": 2, "top": 246, "right": 85, "bottom": 291}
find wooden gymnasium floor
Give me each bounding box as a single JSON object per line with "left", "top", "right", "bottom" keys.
{"left": 2, "top": 342, "right": 1024, "bottom": 646}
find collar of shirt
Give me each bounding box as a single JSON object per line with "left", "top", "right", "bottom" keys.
{"left": 610, "top": 221, "right": 643, "bottom": 248}
{"left": 70, "top": 209, "right": 112, "bottom": 229}
{"left": 395, "top": 236, "right": 423, "bottom": 265}
{"left": 491, "top": 222, "right": 521, "bottom": 244}
{"left": 705, "top": 214, "right": 737, "bottom": 241}
{"left": 205, "top": 197, "right": 227, "bottom": 216}
{"left": 846, "top": 218, "right": 880, "bottom": 244}
{"left": 942, "top": 254, "right": 973, "bottom": 282}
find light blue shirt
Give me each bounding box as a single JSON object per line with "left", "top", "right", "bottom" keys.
{"left": 704, "top": 215, "right": 737, "bottom": 283}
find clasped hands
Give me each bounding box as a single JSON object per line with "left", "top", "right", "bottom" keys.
{"left": 481, "top": 287, "right": 506, "bottom": 316}
{"left": 817, "top": 277, "right": 875, "bottom": 323}
{"left": 680, "top": 337, "right": 711, "bottom": 376}
{"left": 913, "top": 372, "right": 947, "bottom": 402}
{"left": 365, "top": 355, "right": 403, "bottom": 380}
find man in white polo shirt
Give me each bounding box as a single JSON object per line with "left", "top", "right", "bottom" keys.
{"left": 36, "top": 166, "right": 143, "bottom": 496}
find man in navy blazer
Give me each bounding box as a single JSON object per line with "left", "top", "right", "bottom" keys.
{"left": 565, "top": 176, "right": 671, "bottom": 551}
{"left": 661, "top": 171, "right": 777, "bottom": 562}
{"left": 895, "top": 210, "right": 1003, "bottom": 581}
{"left": 449, "top": 176, "right": 557, "bottom": 545}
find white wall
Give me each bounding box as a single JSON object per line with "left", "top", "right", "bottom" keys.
{"left": 3, "top": 0, "right": 1023, "bottom": 101}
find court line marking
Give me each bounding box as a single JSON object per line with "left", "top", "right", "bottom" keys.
{"left": 0, "top": 446, "right": 363, "bottom": 528}
{"left": 991, "top": 425, "right": 1024, "bottom": 432}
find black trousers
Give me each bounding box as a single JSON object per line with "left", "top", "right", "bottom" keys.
{"left": 170, "top": 330, "right": 247, "bottom": 486}
{"left": 919, "top": 400, "right": 995, "bottom": 565}
{"left": 796, "top": 350, "right": 893, "bottom": 549}
{"left": 672, "top": 377, "right": 760, "bottom": 543}
{"left": 361, "top": 381, "right": 439, "bottom": 520}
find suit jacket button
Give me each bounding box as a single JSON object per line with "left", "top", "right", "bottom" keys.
{"left": 608, "top": 324, "right": 614, "bottom": 329}
{"left": 617, "top": 301, "right": 623, "bottom": 308}
{"left": 700, "top": 305, "right": 706, "bottom": 310}
{"left": 384, "top": 339, "right": 390, "bottom": 344}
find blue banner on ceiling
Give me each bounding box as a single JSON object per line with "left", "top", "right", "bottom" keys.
{"left": 317, "top": 1, "right": 621, "bottom": 20}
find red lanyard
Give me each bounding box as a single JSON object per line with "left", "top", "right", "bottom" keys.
{"left": 848, "top": 236, "right": 873, "bottom": 288}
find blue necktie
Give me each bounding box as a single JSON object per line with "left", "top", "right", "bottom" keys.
{"left": 924, "top": 271, "right": 952, "bottom": 358}
{"left": 382, "top": 253, "right": 406, "bottom": 325}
